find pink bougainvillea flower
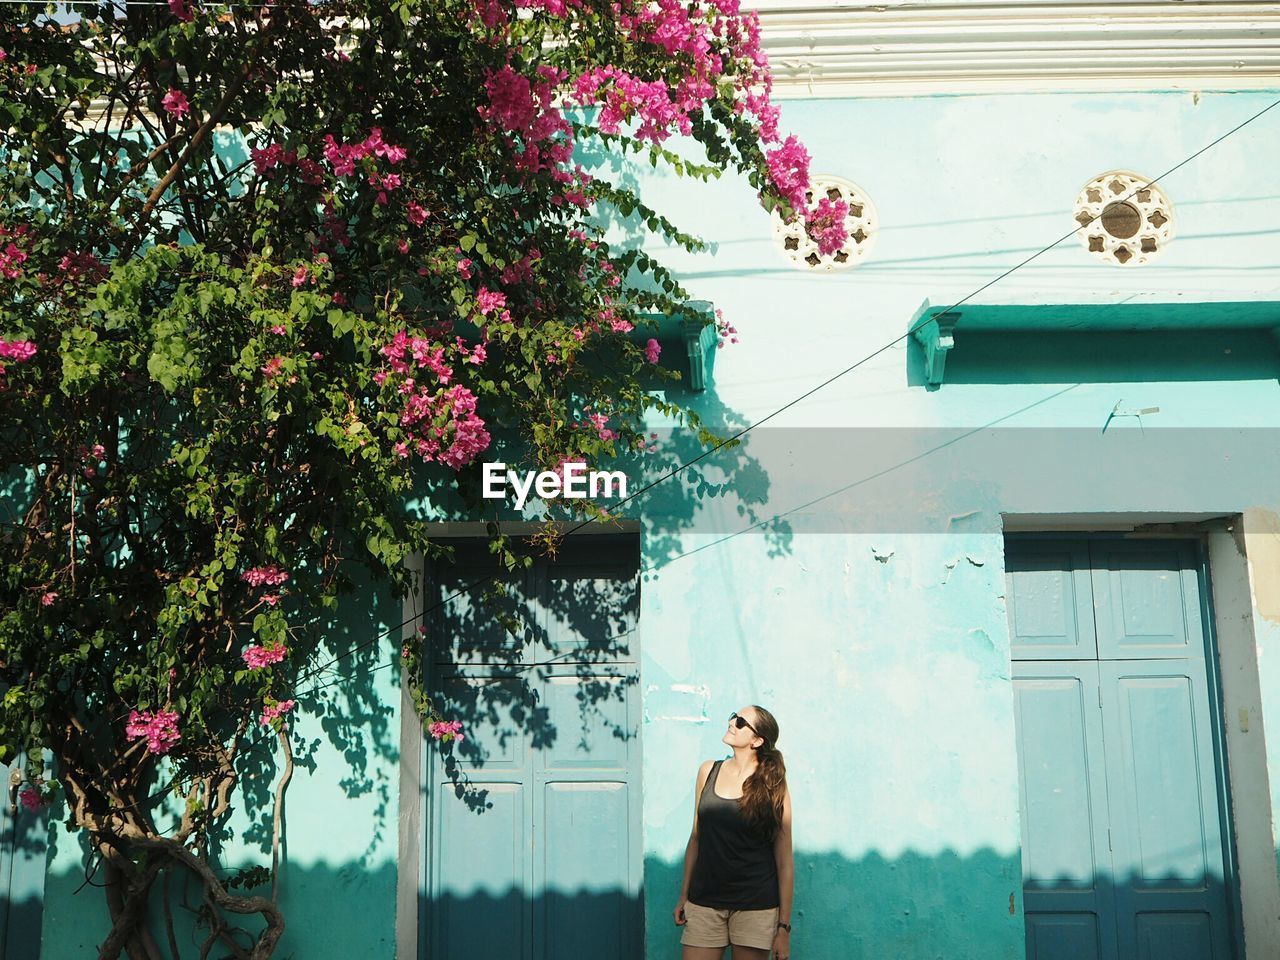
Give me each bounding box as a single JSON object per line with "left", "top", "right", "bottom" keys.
{"left": 428, "top": 719, "right": 465, "bottom": 743}
{"left": 57, "top": 251, "right": 108, "bottom": 284}
{"left": 0, "top": 243, "right": 29, "bottom": 279}
{"left": 644, "top": 338, "right": 662, "bottom": 364}
{"left": 585, "top": 411, "right": 619, "bottom": 442}
{"left": 481, "top": 65, "right": 538, "bottom": 132}
{"left": 161, "top": 88, "right": 190, "bottom": 119}
{"left": 764, "top": 135, "right": 811, "bottom": 213}
{"left": 363, "top": 127, "right": 407, "bottom": 164}
{"left": 260, "top": 356, "right": 284, "bottom": 379}
{"left": 805, "top": 196, "right": 849, "bottom": 256}
{"left": 456, "top": 258, "right": 473, "bottom": 279}
{"left": 260, "top": 699, "right": 297, "bottom": 727}
{"left": 290, "top": 266, "right": 309, "bottom": 287}
{"left": 125, "top": 708, "right": 181, "bottom": 754}
{"left": 241, "top": 565, "right": 289, "bottom": 587}
{"left": 471, "top": 0, "right": 508, "bottom": 28}
{"left": 474, "top": 286, "right": 506, "bottom": 316}
{"left": 18, "top": 781, "right": 47, "bottom": 812}
{"left": 167, "top": 0, "right": 194, "bottom": 21}
{"left": 0, "top": 339, "right": 36, "bottom": 361}
{"left": 406, "top": 202, "right": 428, "bottom": 227}
{"left": 322, "top": 128, "right": 407, "bottom": 178}
{"left": 251, "top": 143, "right": 288, "bottom": 175}
{"left": 391, "top": 381, "right": 491, "bottom": 469}
{"left": 242, "top": 644, "right": 287, "bottom": 669}
{"left": 460, "top": 339, "right": 486, "bottom": 365}
{"left": 41, "top": 591, "right": 57, "bottom": 606}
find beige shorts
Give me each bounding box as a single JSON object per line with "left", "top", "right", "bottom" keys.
{"left": 680, "top": 900, "right": 779, "bottom": 950}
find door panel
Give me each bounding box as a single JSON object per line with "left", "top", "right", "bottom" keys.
{"left": 1026, "top": 913, "right": 1103, "bottom": 960}
{"left": 1134, "top": 912, "right": 1214, "bottom": 960}
{"left": 435, "top": 672, "right": 530, "bottom": 768}
{"left": 1013, "top": 661, "right": 1117, "bottom": 960}
{"left": 540, "top": 541, "right": 639, "bottom": 662}
{"left": 432, "top": 780, "right": 530, "bottom": 960}
{"left": 1089, "top": 542, "right": 1204, "bottom": 661}
{"left": 1101, "top": 660, "right": 1233, "bottom": 960}
{"left": 0, "top": 755, "right": 47, "bottom": 960}
{"left": 428, "top": 541, "right": 534, "bottom": 665}
{"left": 1006, "top": 538, "right": 1237, "bottom": 960}
{"left": 534, "top": 667, "right": 640, "bottom": 959}
{"left": 541, "top": 673, "right": 631, "bottom": 770}
{"left": 426, "top": 536, "right": 641, "bottom": 960}
{"left": 540, "top": 782, "right": 632, "bottom": 960}
{"left": 1005, "top": 543, "right": 1097, "bottom": 659}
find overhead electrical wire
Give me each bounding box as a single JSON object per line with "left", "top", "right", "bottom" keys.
{"left": 295, "top": 95, "right": 1280, "bottom": 699}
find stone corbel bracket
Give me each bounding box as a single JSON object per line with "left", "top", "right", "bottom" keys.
{"left": 634, "top": 299, "right": 718, "bottom": 392}
{"left": 680, "top": 300, "right": 717, "bottom": 392}
{"left": 910, "top": 300, "right": 960, "bottom": 387}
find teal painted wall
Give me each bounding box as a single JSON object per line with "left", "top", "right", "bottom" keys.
{"left": 623, "top": 89, "right": 1280, "bottom": 960}
{"left": 23, "top": 88, "right": 1280, "bottom": 958}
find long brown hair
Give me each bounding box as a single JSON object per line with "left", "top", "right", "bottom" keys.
{"left": 739, "top": 704, "right": 786, "bottom": 840}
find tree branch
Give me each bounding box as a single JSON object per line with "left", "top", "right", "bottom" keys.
{"left": 270, "top": 728, "right": 294, "bottom": 904}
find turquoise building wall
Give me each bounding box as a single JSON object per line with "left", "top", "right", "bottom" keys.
{"left": 21, "top": 89, "right": 1280, "bottom": 958}
{"left": 627, "top": 89, "right": 1280, "bottom": 960}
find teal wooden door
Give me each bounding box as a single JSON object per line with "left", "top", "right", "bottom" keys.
{"left": 1012, "top": 659, "right": 1118, "bottom": 960}
{"left": 1, "top": 757, "right": 47, "bottom": 959}
{"left": 423, "top": 536, "right": 642, "bottom": 960}
{"left": 1007, "top": 539, "right": 1237, "bottom": 960}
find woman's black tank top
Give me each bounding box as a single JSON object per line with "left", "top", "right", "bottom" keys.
{"left": 687, "top": 759, "right": 780, "bottom": 910}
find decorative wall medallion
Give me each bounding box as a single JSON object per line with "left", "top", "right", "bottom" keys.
{"left": 1073, "top": 171, "right": 1174, "bottom": 266}
{"left": 772, "top": 174, "right": 877, "bottom": 271}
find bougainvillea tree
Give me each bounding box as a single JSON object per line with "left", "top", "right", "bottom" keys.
{"left": 0, "top": 0, "right": 836, "bottom": 954}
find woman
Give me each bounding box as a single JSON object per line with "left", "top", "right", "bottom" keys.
{"left": 674, "top": 705, "right": 793, "bottom": 960}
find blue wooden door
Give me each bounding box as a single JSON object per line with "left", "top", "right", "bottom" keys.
{"left": 1008, "top": 539, "right": 1237, "bottom": 960}
{"left": 424, "top": 536, "right": 642, "bottom": 960}
{"left": 1012, "top": 660, "right": 1118, "bottom": 960}
{"left": 0, "top": 757, "right": 47, "bottom": 959}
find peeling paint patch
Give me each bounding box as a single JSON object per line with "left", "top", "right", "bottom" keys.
{"left": 942, "top": 560, "right": 958, "bottom": 584}
{"left": 656, "top": 715, "right": 710, "bottom": 724}
{"left": 872, "top": 546, "right": 894, "bottom": 563}
{"left": 943, "top": 555, "right": 987, "bottom": 583}
{"left": 669, "top": 683, "right": 706, "bottom": 695}
{"left": 969, "top": 629, "right": 997, "bottom": 654}
{"left": 644, "top": 682, "right": 712, "bottom": 724}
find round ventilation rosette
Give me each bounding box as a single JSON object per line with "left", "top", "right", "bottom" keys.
{"left": 772, "top": 175, "right": 877, "bottom": 271}
{"left": 1073, "top": 171, "right": 1174, "bottom": 266}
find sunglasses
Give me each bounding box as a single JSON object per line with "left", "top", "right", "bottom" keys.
{"left": 729, "top": 712, "right": 760, "bottom": 737}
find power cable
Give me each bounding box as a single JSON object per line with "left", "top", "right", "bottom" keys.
{"left": 294, "top": 95, "right": 1280, "bottom": 700}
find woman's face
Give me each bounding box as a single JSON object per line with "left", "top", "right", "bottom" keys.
{"left": 722, "top": 706, "right": 762, "bottom": 750}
